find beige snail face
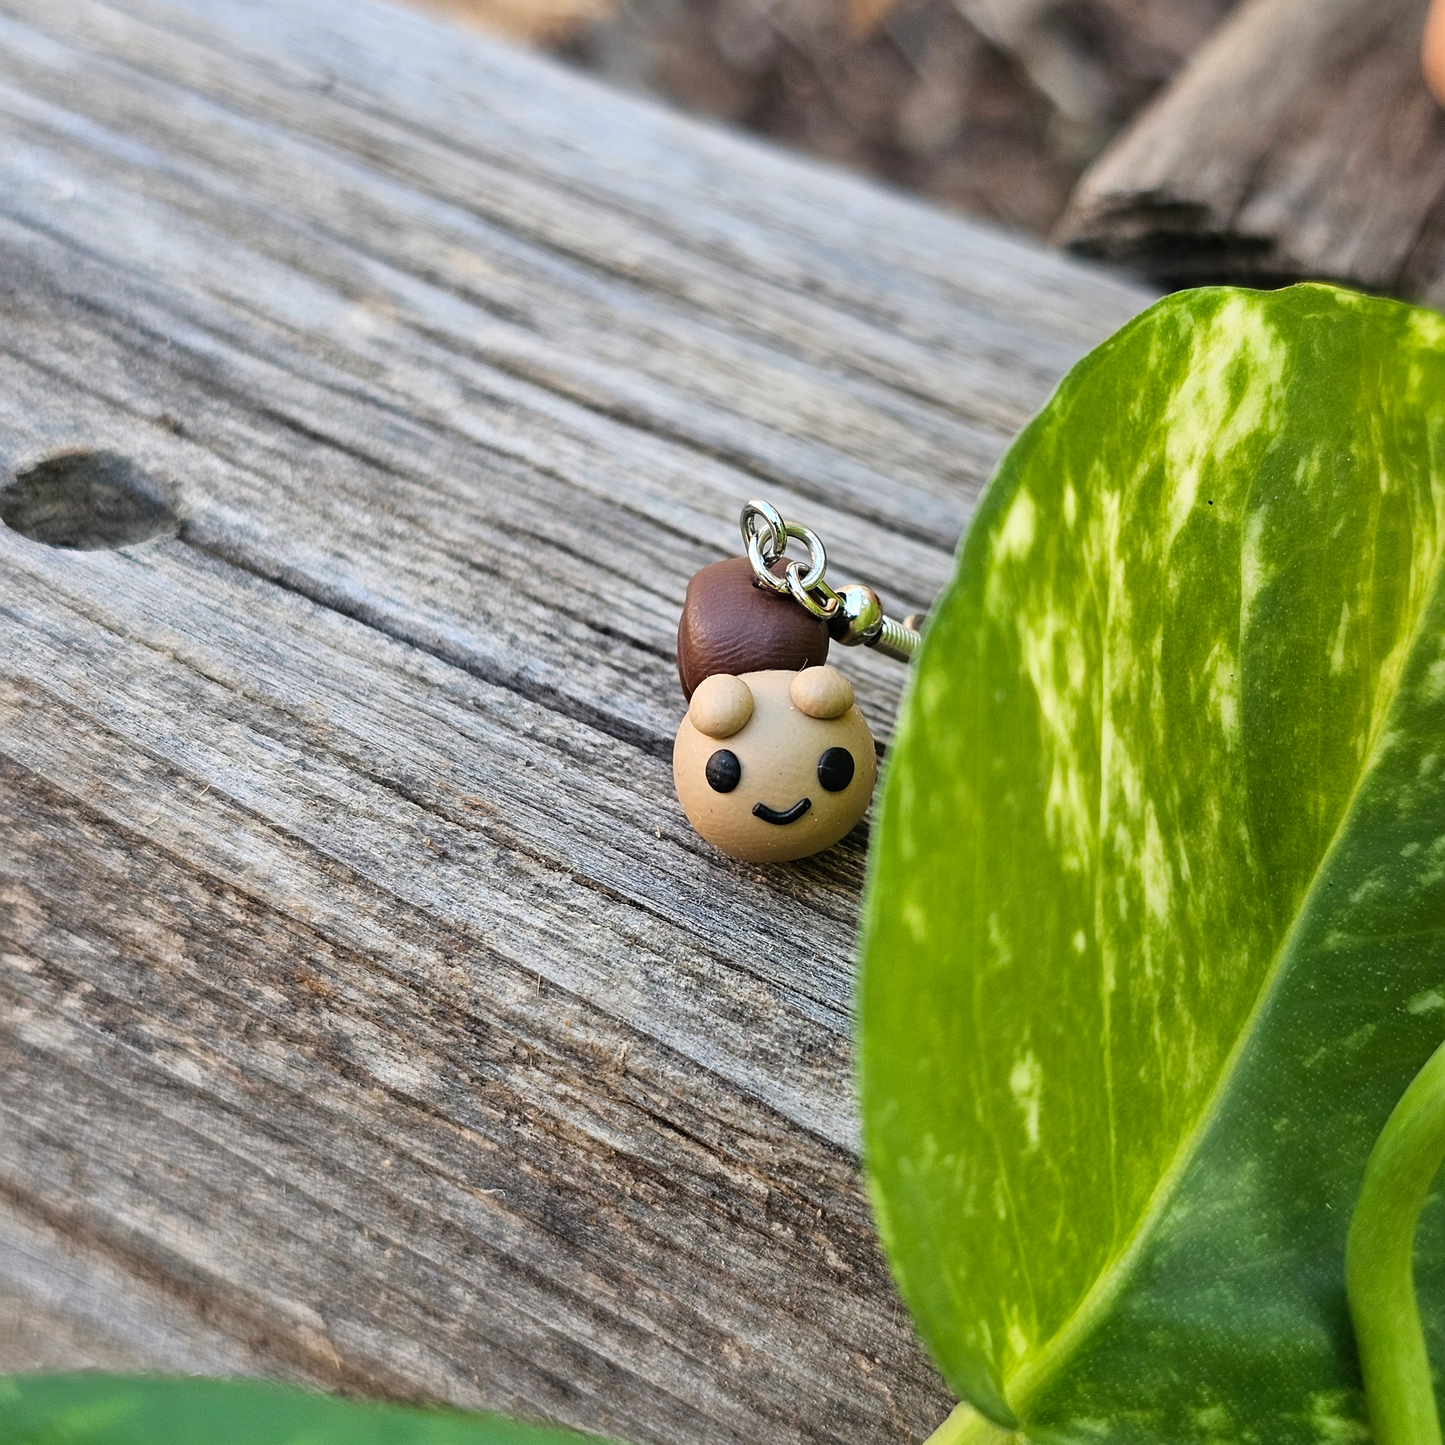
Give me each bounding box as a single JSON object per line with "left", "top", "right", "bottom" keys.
{"left": 673, "top": 668, "right": 876, "bottom": 863}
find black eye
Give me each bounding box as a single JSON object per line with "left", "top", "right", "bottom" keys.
{"left": 706, "top": 749, "right": 741, "bottom": 793}
{"left": 817, "top": 747, "right": 854, "bottom": 792}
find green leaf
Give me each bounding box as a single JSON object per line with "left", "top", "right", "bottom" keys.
{"left": 0, "top": 1374, "right": 609, "bottom": 1445}
{"left": 858, "top": 284, "right": 1445, "bottom": 1444}
{"left": 1347, "top": 1036, "right": 1445, "bottom": 1445}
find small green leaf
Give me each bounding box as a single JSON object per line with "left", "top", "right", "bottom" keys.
{"left": 859, "top": 285, "right": 1445, "bottom": 1443}
{"left": 1347, "top": 1037, "right": 1445, "bottom": 1445}
{"left": 0, "top": 1374, "right": 609, "bottom": 1445}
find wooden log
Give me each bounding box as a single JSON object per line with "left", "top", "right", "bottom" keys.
{"left": 0, "top": 0, "right": 1150, "bottom": 1440}
{"left": 1056, "top": 0, "right": 1445, "bottom": 303}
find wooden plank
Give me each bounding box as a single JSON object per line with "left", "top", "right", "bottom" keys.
{"left": 0, "top": 1208, "right": 261, "bottom": 1375}
{"left": 1056, "top": 0, "right": 1445, "bottom": 303}
{"left": 0, "top": 0, "right": 1151, "bottom": 1440}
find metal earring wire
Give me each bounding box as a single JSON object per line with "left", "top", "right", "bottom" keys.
{"left": 739, "top": 500, "right": 922, "bottom": 663}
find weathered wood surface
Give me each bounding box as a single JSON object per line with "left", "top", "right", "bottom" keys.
{"left": 0, "top": 0, "right": 1150, "bottom": 1439}
{"left": 1057, "top": 0, "right": 1445, "bottom": 303}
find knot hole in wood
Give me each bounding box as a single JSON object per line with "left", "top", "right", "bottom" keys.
{"left": 0, "top": 449, "right": 180, "bottom": 550}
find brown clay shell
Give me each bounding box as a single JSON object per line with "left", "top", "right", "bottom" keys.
{"left": 676, "top": 557, "right": 829, "bottom": 698}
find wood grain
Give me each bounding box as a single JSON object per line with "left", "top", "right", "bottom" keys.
{"left": 0, "top": 1, "right": 1150, "bottom": 1439}
{"left": 1057, "top": 0, "right": 1445, "bottom": 303}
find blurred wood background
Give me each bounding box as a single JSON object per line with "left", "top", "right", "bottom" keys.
{"left": 424, "top": 0, "right": 1241, "bottom": 233}
{"left": 415, "top": 0, "right": 1445, "bottom": 305}
{"left": 558, "top": 0, "right": 1239, "bottom": 233}
{"left": 0, "top": 0, "right": 1149, "bottom": 1440}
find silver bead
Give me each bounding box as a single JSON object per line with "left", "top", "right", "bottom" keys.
{"left": 831, "top": 585, "right": 884, "bottom": 646}
{"left": 831, "top": 585, "right": 919, "bottom": 661}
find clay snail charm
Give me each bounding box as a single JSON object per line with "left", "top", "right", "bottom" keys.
{"left": 672, "top": 501, "right": 921, "bottom": 863}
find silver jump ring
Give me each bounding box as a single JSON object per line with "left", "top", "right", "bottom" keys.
{"left": 787, "top": 563, "right": 840, "bottom": 619}
{"left": 753, "top": 521, "right": 830, "bottom": 608}
{"left": 741, "top": 500, "right": 787, "bottom": 562}
{"left": 745, "top": 531, "right": 790, "bottom": 594}
{"left": 742, "top": 503, "right": 831, "bottom": 607}
{"left": 783, "top": 523, "right": 829, "bottom": 594}
{"left": 741, "top": 500, "right": 789, "bottom": 594}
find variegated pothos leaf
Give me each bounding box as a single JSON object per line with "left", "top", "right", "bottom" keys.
{"left": 859, "top": 285, "right": 1445, "bottom": 1444}
{"left": 0, "top": 1374, "right": 610, "bottom": 1444}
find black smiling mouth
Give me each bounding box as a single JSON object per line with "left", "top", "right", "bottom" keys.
{"left": 752, "top": 798, "right": 812, "bottom": 826}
